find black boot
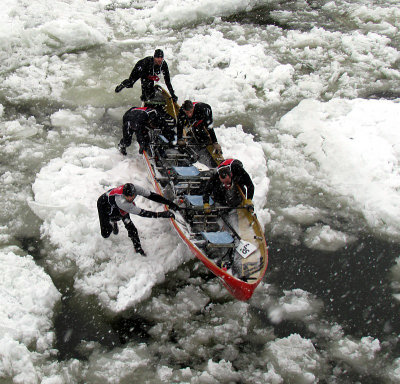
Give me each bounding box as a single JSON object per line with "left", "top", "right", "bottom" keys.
{"left": 135, "top": 246, "right": 146, "bottom": 257}
{"left": 126, "top": 221, "right": 145, "bottom": 255}
{"left": 118, "top": 143, "right": 127, "bottom": 156}
{"left": 112, "top": 221, "right": 119, "bottom": 235}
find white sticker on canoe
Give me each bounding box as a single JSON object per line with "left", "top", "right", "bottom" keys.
{"left": 236, "top": 240, "right": 257, "bottom": 258}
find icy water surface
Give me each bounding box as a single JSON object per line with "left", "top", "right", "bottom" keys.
{"left": 1, "top": 0, "right": 400, "bottom": 382}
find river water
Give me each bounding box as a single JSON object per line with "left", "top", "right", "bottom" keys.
{"left": 1, "top": 0, "right": 400, "bottom": 383}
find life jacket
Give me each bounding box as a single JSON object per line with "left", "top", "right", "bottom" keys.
{"left": 107, "top": 185, "right": 136, "bottom": 216}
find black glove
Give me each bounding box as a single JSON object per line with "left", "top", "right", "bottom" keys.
{"left": 171, "top": 94, "right": 178, "bottom": 103}
{"left": 115, "top": 84, "right": 124, "bottom": 93}
{"left": 168, "top": 202, "right": 180, "bottom": 211}
{"left": 158, "top": 211, "right": 175, "bottom": 219}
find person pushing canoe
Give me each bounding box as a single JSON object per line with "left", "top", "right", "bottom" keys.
{"left": 97, "top": 183, "right": 179, "bottom": 256}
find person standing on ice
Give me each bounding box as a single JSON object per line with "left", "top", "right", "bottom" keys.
{"left": 202, "top": 159, "right": 254, "bottom": 213}
{"left": 118, "top": 106, "right": 175, "bottom": 155}
{"left": 114, "top": 49, "right": 178, "bottom": 104}
{"left": 176, "top": 100, "right": 222, "bottom": 155}
{"left": 97, "top": 183, "right": 179, "bottom": 257}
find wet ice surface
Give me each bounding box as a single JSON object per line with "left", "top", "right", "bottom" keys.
{"left": 1, "top": 0, "right": 400, "bottom": 382}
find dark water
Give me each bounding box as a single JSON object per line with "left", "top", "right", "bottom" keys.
{"left": 222, "top": 2, "right": 360, "bottom": 34}
{"left": 222, "top": 6, "right": 290, "bottom": 29}
{"left": 53, "top": 260, "right": 211, "bottom": 360}
{"left": 52, "top": 232, "right": 400, "bottom": 383}
{"left": 267, "top": 235, "right": 400, "bottom": 383}
{"left": 268, "top": 236, "right": 400, "bottom": 339}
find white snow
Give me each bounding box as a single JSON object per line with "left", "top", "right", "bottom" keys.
{"left": 0, "top": 247, "right": 61, "bottom": 383}
{"left": 264, "top": 334, "right": 324, "bottom": 384}
{"left": 329, "top": 336, "right": 381, "bottom": 374}
{"left": 1, "top": 0, "right": 400, "bottom": 381}
{"left": 303, "top": 224, "right": 357, "bottom": 251}
{"left": 83, "top": 344, "right": 150, "bottom": 383}
{"left": 0, "top": 248, "right": 60, "bottom": 349}
{"left": 268, "top": 289, "right": 323, "bottom": 324}
{"left": 271, "top": 98, "right": 400, "bottom": 243}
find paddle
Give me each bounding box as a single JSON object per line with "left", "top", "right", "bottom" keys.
{"left": 169, "top": 96, "right": 179, "bottom": 120}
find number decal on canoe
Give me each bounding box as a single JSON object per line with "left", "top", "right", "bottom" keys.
{"left": 236, "top": 240, "right": 257, "bottom": 258}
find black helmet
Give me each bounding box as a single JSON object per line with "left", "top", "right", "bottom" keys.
{"left": 122, "top": 183, "right": 135, "bottom": 197}
{"left": 182, "top": 100, "right": 193, "bottom": 111}
{"left": 154, "top": 49, "right": 164, "bottom": 58}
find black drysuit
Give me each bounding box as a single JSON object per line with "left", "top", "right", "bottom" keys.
{"left": 120, "top": 56, "right": 176, "bottom": 101}
{"left": 119, "top": 107, "right": 175, "bottom": 152}
{"left": 202, "top": 160, "right": 254, "bottom": 207}
{"left": 97, "top": 184, "right": 175, "bottom": 251}
{"left": 176, "top": 102, "right": 217, "bottom": 144}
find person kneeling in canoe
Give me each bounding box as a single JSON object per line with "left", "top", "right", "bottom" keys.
{"left": 202, "top": 159, "right": 254, "bottom": 213}
{"left": 97, "top": 183, "right": 179, "bottom": 256}
{"left": 176, "top": 100, "right": 222, "bottom": 155}
{"left": 118, "top": 107, "right": 175, "bottom": 155}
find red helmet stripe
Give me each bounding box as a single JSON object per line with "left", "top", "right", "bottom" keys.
{"left": 218, "top": 158, "right": 234, "bottom": 169}
{"left": 109, "top": 185, "right": 124, "bottom": 196}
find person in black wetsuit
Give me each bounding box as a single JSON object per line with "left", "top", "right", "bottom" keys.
{"left": 118, "top": 106, "right": 175, "bottom": 155}
{"left": 115, "top": 49, "right": 178, "bottom": 103}
{"left": 176, "top": 100, "right": 222, "bottom": 155}
{"left": 97, "top": 183, "right": 179, "bottom": 256}
{"left": 202, "top": 159, "right": 254, "bottom": 213}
